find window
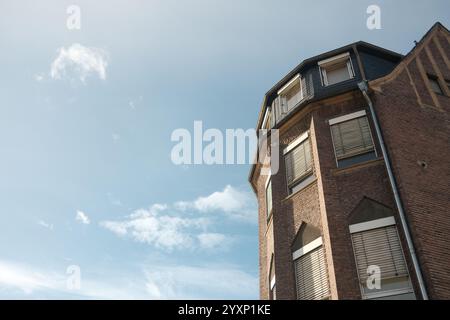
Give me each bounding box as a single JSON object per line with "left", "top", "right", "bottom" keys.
{"left": 269, "top": 256, "right": 276, "bottom": 300}
{"left": 277, "top": 74, "right": 304, "bottom": 114}
{"left": 428, "top": 75, "right": 444, "bottom": 95}
{"left": 330, "top": 110, "right": 376, "bottom": 168}
{"left": 350, "top": 217, "right": 415, "bottom": 300}
{"left": 284, "top": 132, "right": 313, "bottom": 194}
{"left": 266, "top": 178, "right": 273, "bottom": 220}
{"left": 293, "top": 237, "right": 330, "bottom": 300}
{"left": 319, "top": 52, "right": 355, "bottom": 86}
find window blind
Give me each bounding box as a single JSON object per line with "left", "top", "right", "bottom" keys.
{"left": 351, "top": 225, "right": 409, "bottom": 284}
{"left": 294, "top": 246, "right": 330, "bottom": 300}
{"left": 331, "top": 116, "right": 374, "bottom": 159}
{"left": 285, "top": 139, "right": 312, "bottom": 186}
{"left": 285, "top": 81, "right": 302, "bottom": 111}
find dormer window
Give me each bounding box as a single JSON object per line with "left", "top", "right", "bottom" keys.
{"left": 319, "top": 52, "right": 355, "bottom": 86}
{"left": 277, "top": 74, "right": 304, "bottom": 114}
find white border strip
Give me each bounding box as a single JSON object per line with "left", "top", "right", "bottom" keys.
{"left": 277, "top": 74, "right": 300, "bottom": 95}
{"left": 283, "top": 132, "right": 308, "bottom": 155}
{"left": 292, "top": 237, "right": 322, "bottom": 260}
{"left": 349, "top": 216, "right": 395, "bottom": 234}
{"left": 318, "top": 52, "right": 350, "bottom": 66}
{"left": 329, "top": 110, "right": 366, "bottom": 126}
{"left": 261, "top": 107, "right": 270, "bottom": 129}
{"left": 270, "top": 276, "right": 276, "bottom": 290}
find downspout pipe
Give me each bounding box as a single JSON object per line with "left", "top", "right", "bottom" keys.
{"left": 358, "top": 80, "right": 429, "bottom": 300}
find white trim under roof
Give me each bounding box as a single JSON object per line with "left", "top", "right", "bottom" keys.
{"left": 349, "top": 216, "right": 396, "bottom": 234}
{"left": 277, "top": 74, "right": 300, "bottom": 95}
{"left": 292, "top": 237, "right": 323, "bottom": 261}
{"left": 318, "top": 52, "right": 350, "bottom": 67}
{"left": 283, "top": 132, "right": 308, "bottom": 155}
{"left": 329, "top": 110, "right": 366, "bottom": 126}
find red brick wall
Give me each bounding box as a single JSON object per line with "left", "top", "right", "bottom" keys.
{"left": 370, "top": 25, "right": 450, "bottom": 299}
{"left": 254, "top": 92, "right": 405, "bottom": 299}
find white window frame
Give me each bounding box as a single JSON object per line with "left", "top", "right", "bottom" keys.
{"left": 283, "top": 132, "right": 309, "bottom": 155}
{"left": 292, "top": 237, "right": 323, "bottom": 261}
{"left": 329, "top": 110, "right": 367, "bottom": 126}
{"left": 283, "top": 132, "right": 314, "bottom": 195}
{"left": 318, "top": 52, "right": 355, "bottom": 86}
{"left": 349, "top": 216, "right": 395, "bottom": 234}
{"left": 277, "top": 74, "right": 304, "bottom": 114}
{"left": 292, "top": 236, "right": 330, "bottom": 300}
{"left": 349, "top": 217, "right": 415, "bottom": 300}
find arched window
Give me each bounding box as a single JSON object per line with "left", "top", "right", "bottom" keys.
{"left": 292, "top": 223, "right": 330, "bottom": 300}
{"left": 349, "top": 197, "right": 415, "bottom": 300}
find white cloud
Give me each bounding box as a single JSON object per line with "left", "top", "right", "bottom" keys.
{"left": 50, "top": 43, "right": 108, "bottom": 83}
{"left": 128, "top": 96, "right": 143, "bottom": 110}
{"left": 100, "top": 185, "right": 255, "bottom": 250}
{"left": 0, "top": 260, "right": 257, "bottom": 299}
{"left": 144, "top": 265, "right": 258, "bottom": 299}
{"left": 197, "top": 233, "right": 230, "bottom": 250}
{"left": 76, "top": 210, "right": 90, "bottom": 225}
{"left": 38, "top": 220, "right": 54, "bottom": 231}
{"left": 100, "top": 204, "right": 210, "bottom": 250}
{"left": 34, "top": 73, "right": 45, "bottom": 82}
{"left": 175, "top": 185, "right": 256, "bottom": 221}
{"left": 0, "top": 260, "right": 146, "bottom": 299}
{"left": 0, "top": 261, "right": 60, "bottom": 295}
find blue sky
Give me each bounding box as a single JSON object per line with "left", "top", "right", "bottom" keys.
{"left": 0, "top": 0, "right": 448, "bottom": 299}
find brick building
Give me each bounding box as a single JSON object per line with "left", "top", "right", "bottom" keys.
{"left": 249, "top": 22, "right": 450, "bottom": 300}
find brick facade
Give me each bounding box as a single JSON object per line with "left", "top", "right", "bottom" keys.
{"left": 251, "top": 23, "right": 450, "bottom": 300}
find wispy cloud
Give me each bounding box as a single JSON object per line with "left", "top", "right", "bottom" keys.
{"left": 197, "top": 233, "right": 231, "bottom": 250}
{"left": 128, "top": 95, "right": 143, "bottom": 110}
{"left": 34, "top": 73, "right": 45, "bottom": 82}
{"left": 144, "top": 264, "right": 258, "bottom": 299}
{"left": 37, "top": 220, "right": 54, "bottom": 231}
{"left": 0, "top": 259, "right": 257, "bottom": 299}
{"left": 100, "top": 204, "right": 212, "bottom": 250}
{"left": 0, "top": 261, "right": 60, "bottom": 295}
{"left": 76, "top": 210, "right": 90, "bottom": 225}
{"left": 0, "top": 260, "right": 145, "bottom": 299}
{"left": 50, "top": 43, "right": 108, "bottom": 83}
{"left": 175, "top": 185, "right": 257, "bottom": 222}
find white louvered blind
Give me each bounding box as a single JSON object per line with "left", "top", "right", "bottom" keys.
{"left": 351, "top": 225, "right": 408, "bottom": 284}
{"left": 325, "top": 62, "right": 351, "bottom": 85}
{"left": 285, "top": 80, "right": 302, "bottom": 111}
{"left": 285, "top": 139, "right": 312, "bottom": 186}
{"left": 331, "top": 116, "right": 374, "bottom": 159}
{"left": 294, "top": 246, "right": 330, "bottom": 300}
